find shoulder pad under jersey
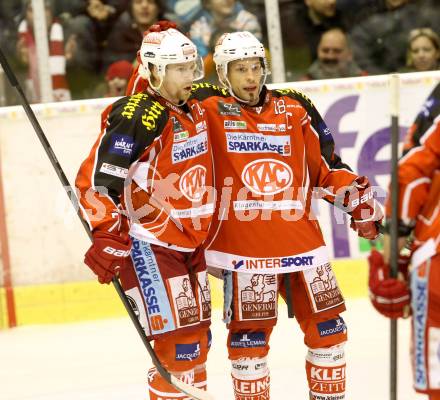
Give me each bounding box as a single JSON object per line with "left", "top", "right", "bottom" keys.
{"left": 272, "top": 88, "right": 314, "bottom": 107}
{"left": 190, "top": 82, "right": 230, "bottom": 101}
{"left": 108, "top": 92, "right": 169, "bottom": 136}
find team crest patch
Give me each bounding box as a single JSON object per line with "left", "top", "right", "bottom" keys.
{"left": 237, "top": 274, "right": 277, "bottom": 320}
{"left": 303, "top": 264, "right": 344, "bottom": 312}
{"left": 168, "top": 275, "right": 200, "bottom": 328}
{"left": 218, "top": 101, "right": 241, "bottom": 116}
{"left": 172, "top": 116, "right": 185, "bottom": 133}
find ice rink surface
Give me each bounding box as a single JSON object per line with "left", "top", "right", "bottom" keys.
{"left": 0, "top": 298, "right": 426, "bottom": 400}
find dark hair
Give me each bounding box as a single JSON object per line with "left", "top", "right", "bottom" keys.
{"left": 130, "top": 0, "right": 167, "bottom": 20}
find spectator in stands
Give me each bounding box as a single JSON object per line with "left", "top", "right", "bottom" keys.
{"left": 63, "top": 0, "right": 128, "bottom": 98}
{"left": 64, "top": 0, "right": 128, "bottom": 72}
{"left": 336, "top": 0, "right": 387, "bottom": 28}
{"left": 102, "top": 0, "right": 165, "bottom": 70}
{"left": 104, "top": 60, "right": 134, "bottom": 96}
{"left": 304, "top": 28, "right": 366, "bottom": 80}
{"left": 168, "top": 0, "right": 202, "bottom": 30}
{"left": 189, "top": 0, "right": 262, "bottom": 77}
{"left": 16, "top": 0, "right": 71, "bottom": 102}
{"left": 349, "top": 0, "right": 438, "bottom": 74}
{"left": 293, "top": 0, "right": 347, "bottom": 61}
{"left": 0, "top": 2, "right": 20, "bottom": 56}
{"left": 402, "top": 28, "right": 440, "bottom": 72}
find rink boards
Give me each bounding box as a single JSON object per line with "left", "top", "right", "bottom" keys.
{"left": 0, "top": 259, "right": 367, "bottom": 327}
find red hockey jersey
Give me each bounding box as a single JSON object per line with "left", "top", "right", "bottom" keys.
{"left": 191, "top": 85, "right": 359, "bottom": 273}
{"left": 392, "top": 116, "right": 440, "bottom": 257}
{"left": 76, "top": 87, "right": 214, "bottom": 251}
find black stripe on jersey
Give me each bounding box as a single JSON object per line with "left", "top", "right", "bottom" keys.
{"left": 273, "top": 88, "right": 352, "bottom": 173}
{"left": 93, "top": 93, "right": 169, "bottom": 204}
{"left": 190, "top": 82, "right": 229, "bottom": 101}
{"left": 403, "top": 83, "right": 440, "bottom": 156}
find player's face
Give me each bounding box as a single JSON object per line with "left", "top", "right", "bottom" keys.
{"left": 410, "top": 36, "right": 440, "bottom": 72}
{"left": 317, "top": 30, "right": 351, "bottom": 74}
{"left": 160, "top": 61, "right": 199, "bottom": 104}
{"left": 227, "top": 58, "right": 263, "bottom": 106}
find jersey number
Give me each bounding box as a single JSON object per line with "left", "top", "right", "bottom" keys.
{"left": 274, "top": 99, "right": 286, "bottom": 115}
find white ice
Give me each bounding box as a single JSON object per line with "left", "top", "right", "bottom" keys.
{"left": 0, "top": 299, "right": 425, "bottom": 400}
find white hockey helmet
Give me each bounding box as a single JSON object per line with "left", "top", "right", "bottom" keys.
{"left": 138, "top": 28, "right": 204, "bottom": 90}
{"left": 213, "top": 31, "right": 270, "bottom": 99}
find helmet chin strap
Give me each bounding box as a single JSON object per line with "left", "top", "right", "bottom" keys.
{"left": 142, "top": 65, "right": 188, "bottom": 106}
{"left": 152, "top": 85, "right": 188, "bottom": 106}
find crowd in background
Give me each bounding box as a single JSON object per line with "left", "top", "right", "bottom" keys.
{"left": 0, "top": 0, "right": 440, "bottom": 105}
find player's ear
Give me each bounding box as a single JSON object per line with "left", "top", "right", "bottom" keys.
{"left": 149, "top": 64, "right": 161, "bottom": 85}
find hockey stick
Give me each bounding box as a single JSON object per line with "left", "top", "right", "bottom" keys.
{"left": 0, "top": 48, "right": 213, "bottom": 400}
{"left": 388, "top": 73, "right": 400, "bottom": 400}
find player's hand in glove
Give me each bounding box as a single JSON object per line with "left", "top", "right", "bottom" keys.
{"left": 342, "top": 176, "right": 384, "bottom": 240}
{"left": 368, "top": 249, "right": 411, "bottom": 319}
{"left": 84, "top": 231, "right": 132, "bottom": 284}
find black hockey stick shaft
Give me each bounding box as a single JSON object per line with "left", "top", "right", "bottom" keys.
{"left": 0, "top": 48, "right": 211, "bottom": 400}
{"left": 389, "top": 74, "right": 400, "bottom": 400}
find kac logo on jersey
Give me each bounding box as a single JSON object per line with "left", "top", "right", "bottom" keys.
{"left": 109, "top": 134, "right": 135, "bottom": 157}
{"left": 218, "top": 101, "right": 241, "bottom": 116}
{"left": 230, "top": 332, "right": 266, "bottom": 348}
{"left": 241, "top": 159, "right": 293, "bottom": 195}
{"left": 179, "top": 165, "right": 207, "bottom": 201}
{"left": 317, "top": 318, "right": 346, "bottom": 337}
{"left": 175, "top": 342, "right": 201, "bottom": 361}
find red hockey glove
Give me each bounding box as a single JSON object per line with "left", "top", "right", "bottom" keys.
{"left": 368, "top": 249, "right": 411, "bottom": 319}
{"left": 84, "top": 231, "right": 132, "bottom": 284}
{"left": 346, "top": 177, "right": 384, "bottom": 240}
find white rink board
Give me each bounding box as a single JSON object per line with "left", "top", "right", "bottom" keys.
{"left": 0, "top": 98, "right": 114, "bottom": 285}
{"left": 0, "top": 72, "right": 440, "bottom": 285}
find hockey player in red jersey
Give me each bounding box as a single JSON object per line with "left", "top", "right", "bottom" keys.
{"left": 125, "top": 27, "right": 383, "bottom": 399}
{"left": 196, "top": 32, "right": 383, "bottom": 400}
{"left": 75, "top": 25, "right": 214, "bottom": 399}
{"left": 369, "top": 83, "right": 440, "bottom": 399}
